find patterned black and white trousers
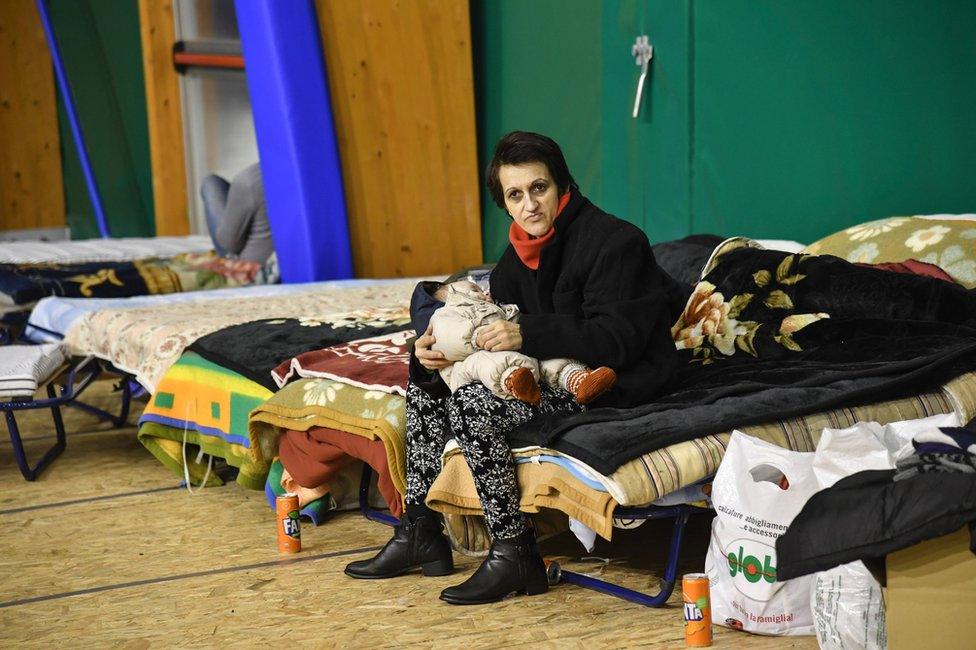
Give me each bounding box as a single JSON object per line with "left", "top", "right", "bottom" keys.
{"left": 405, "top": 381, "right": 582, "bottom": 540}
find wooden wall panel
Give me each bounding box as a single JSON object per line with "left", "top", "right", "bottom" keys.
{"left": 0, "top": 0, "right": 65, "bottom": 231}
{"left": 315, "top": 0, "right": 482, "bottom": 278}
{"left": 138, "top": 0, "right": 188, "bottom": 236}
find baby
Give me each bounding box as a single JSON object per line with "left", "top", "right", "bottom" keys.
{"left": 428, "top": 280, "right": 616, "bottom": 405}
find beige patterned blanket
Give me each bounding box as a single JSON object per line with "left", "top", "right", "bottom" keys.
{"left": 65, "top": 281, "right": 417, "bottom": 392}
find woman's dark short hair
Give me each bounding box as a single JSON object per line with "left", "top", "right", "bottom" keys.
{"left": 486, "top": 131, "right": 574, "bottom": 209}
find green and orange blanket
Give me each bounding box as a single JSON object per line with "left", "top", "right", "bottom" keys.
{"left": 136, "top": 311, "right": 412, "bottom": 489}
{"left": 138, "top": 352, "right": 273, "bottom": 489}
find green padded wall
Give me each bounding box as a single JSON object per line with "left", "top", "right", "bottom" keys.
{"left": 474, "top": 0, "right": 600, "bottom": 262}
{"left": 51, "top": 0, "right": 154, "bottom": 239}
{"left": 474, "top": 0, "right": 976, "bottom": 258}
{"left": 692, "top": 0, "right": 976, "bottom": 244}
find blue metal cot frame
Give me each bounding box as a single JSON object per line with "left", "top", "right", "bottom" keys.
{"left": 0, "top": 317, "right": 62, "bottom": 346}
{"left": 2, "top": 357, "right": 133, "bottom": 481}
{"left": 35, "top": 0, "right": 111, "bottom": 238}
{"left": 355, "top": 463, "right": 704, "bottom": 607}
{"left": 546, "top": 503, "right": 699, "bottom": 607}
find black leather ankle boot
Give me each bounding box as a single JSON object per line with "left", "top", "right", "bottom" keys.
{"left": 344, "top": 514, "right": 454, "bottom": 579}
{"left": 439, "top": 529, "right": 548, "bottom": 605}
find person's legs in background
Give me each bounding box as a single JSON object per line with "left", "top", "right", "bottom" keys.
{"left": 200, "top": 174, "right": 230, "bottom": 257}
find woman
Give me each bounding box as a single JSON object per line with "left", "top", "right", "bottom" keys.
{"left": 344, "top": 131, "right": 680, "bottom": 605}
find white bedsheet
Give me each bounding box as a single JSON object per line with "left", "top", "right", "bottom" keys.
{"left": 0, "top": 235, "right": 213, "bottom": 265}
{"left": 753, "top": 239, "right": 806, "bottom": 253}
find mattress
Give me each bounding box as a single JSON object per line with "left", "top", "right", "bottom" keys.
{"left": 62, "top": 279, "right": 428, "bottom": 392}
{"left": 24, "top": 277, "right": 416, "bottom": 343}
{"left": 556, "top": 369, "right": 975, "bottom": 506}
{"left": 427, "top": 370, "right": 976, "bottom": 546}
{"left": 0, "top": 235, "right": 213, "bottom": 264}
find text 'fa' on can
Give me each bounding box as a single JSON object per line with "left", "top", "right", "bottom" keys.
{"left": 682, "top": 573, "right": 712, "bottom": 647}
{"left": 276, "top": 493, "right": 301, "bottom": 553}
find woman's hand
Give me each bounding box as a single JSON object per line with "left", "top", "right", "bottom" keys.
{"left": 415, "top": 325, "right": 453, "bottom": 371}
{"left": 475, "top": 320, "right": 522, "bottom": 352}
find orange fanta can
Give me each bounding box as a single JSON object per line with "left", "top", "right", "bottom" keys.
{"left": 276, "top": 493, "right": 301, "bottom": 553}
{"left": 682, "top": 573, "right": 712, "bottom": 646}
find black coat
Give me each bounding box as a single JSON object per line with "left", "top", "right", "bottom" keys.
{"left": 776, "top": 469, "right": 976, "bottom": 581}
{"left": 489, "top": 191, "right": 681, "bottom": 407}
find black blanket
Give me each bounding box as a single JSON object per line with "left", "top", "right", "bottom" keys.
{"left": 510, "top": 246, "right": 976, "bottom": 475}
{"left": 0, "top": 260, "right": 155, "bottom": 308}
{"left": 188, "top": 316, "right": 408, "bottom": 390}
{"left": 650, "top": 234, "right": 725, "bottom": 286}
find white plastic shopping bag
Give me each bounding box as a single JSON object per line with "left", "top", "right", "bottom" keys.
{"left": 809, "top": 422, "right": 891, "bottom": 650}
{"left": 811, "top": 561, "right": 886, "bottom": 650}
{"left": 880, "top": 412, "right": 960, "bottom": 464}
{"left": 807, "top": 413, "right": 959, "bottom": 650}
{"left": 705, "top": 431, "right": 818, "bottom": 636}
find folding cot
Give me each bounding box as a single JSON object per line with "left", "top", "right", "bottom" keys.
{"left": 0, "top": 256, "right": 274, "bottom": 343}
{"left": 12, "top": 278, "right": 430, "bottom": 490}
{"left": 347, "top": 364, "right": 976, "bottom": 607}
{"left": 250, "top": 238, "right": 976, "bottom": 608}
{"left": 30, "top": 232, "right": 976, "bottom": 611}
{"left": 1, "top": 353, "right": 133, "bottom": 480}
{"left": 356, "top": 459, "right": 700, "bottom": 606}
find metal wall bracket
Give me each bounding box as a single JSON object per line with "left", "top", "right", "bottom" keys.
{"left": 632, "top": 35, "right": 654, "bottom": 118}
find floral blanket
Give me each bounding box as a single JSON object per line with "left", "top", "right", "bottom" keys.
{"left": 249, "top": 377, "right": 407, "bottom": 497}
{"left": 510, "top": 240, "right": 976, "bottom": 475}
{"left": 64, "top": 281, "right": 417, "bottom": 392}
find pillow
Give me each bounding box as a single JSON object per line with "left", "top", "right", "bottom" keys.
{"left": 803, "top": 216, "right": 976, "bottom": 288}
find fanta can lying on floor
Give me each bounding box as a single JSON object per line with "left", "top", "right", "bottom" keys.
{"left": 683, "top": 573, "right": 712, "bottom": 646}
{"left": 276, "top": 493, "right": 302, "bottom": 553}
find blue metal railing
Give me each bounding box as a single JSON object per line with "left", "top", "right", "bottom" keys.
{"left": 35, "top": 0, "right": 111, "bottom": 238}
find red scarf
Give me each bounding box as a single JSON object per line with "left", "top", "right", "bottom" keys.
{"left": 508, "top": 192, "right": 571, "bottom": 270}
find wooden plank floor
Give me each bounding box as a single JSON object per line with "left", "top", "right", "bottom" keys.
{"left": 0, "top": 381, "right": 817, "bottom": 648}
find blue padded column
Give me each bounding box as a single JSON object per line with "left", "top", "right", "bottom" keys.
{"left": 235, "top": 0, "right": 353, "bottom": 282}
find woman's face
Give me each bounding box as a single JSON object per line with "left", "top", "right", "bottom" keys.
{"left": 499, "top": 162, "right": 560, "bottom": 238}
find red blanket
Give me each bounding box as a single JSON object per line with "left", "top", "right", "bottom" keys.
{"left": 278, "top": 426, "right": 403, "bottom": 518}
{"left": 272, "top": 330, "right": 413, "bottom": 396}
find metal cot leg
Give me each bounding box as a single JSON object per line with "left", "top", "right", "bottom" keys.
{"left": 358, "top": 464, "right": 399, "bottom": 526}
{"left": 66, "top": 383, "right": 131, "bottom": 426}
{"left": 5, "top": 398, "right": 67, "bottom": 482}
{"left": 549, "top": 508, "right": 693, "bottom": 607}
{"left": 2, "top": 358, "right": 137, "bottom": 481}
